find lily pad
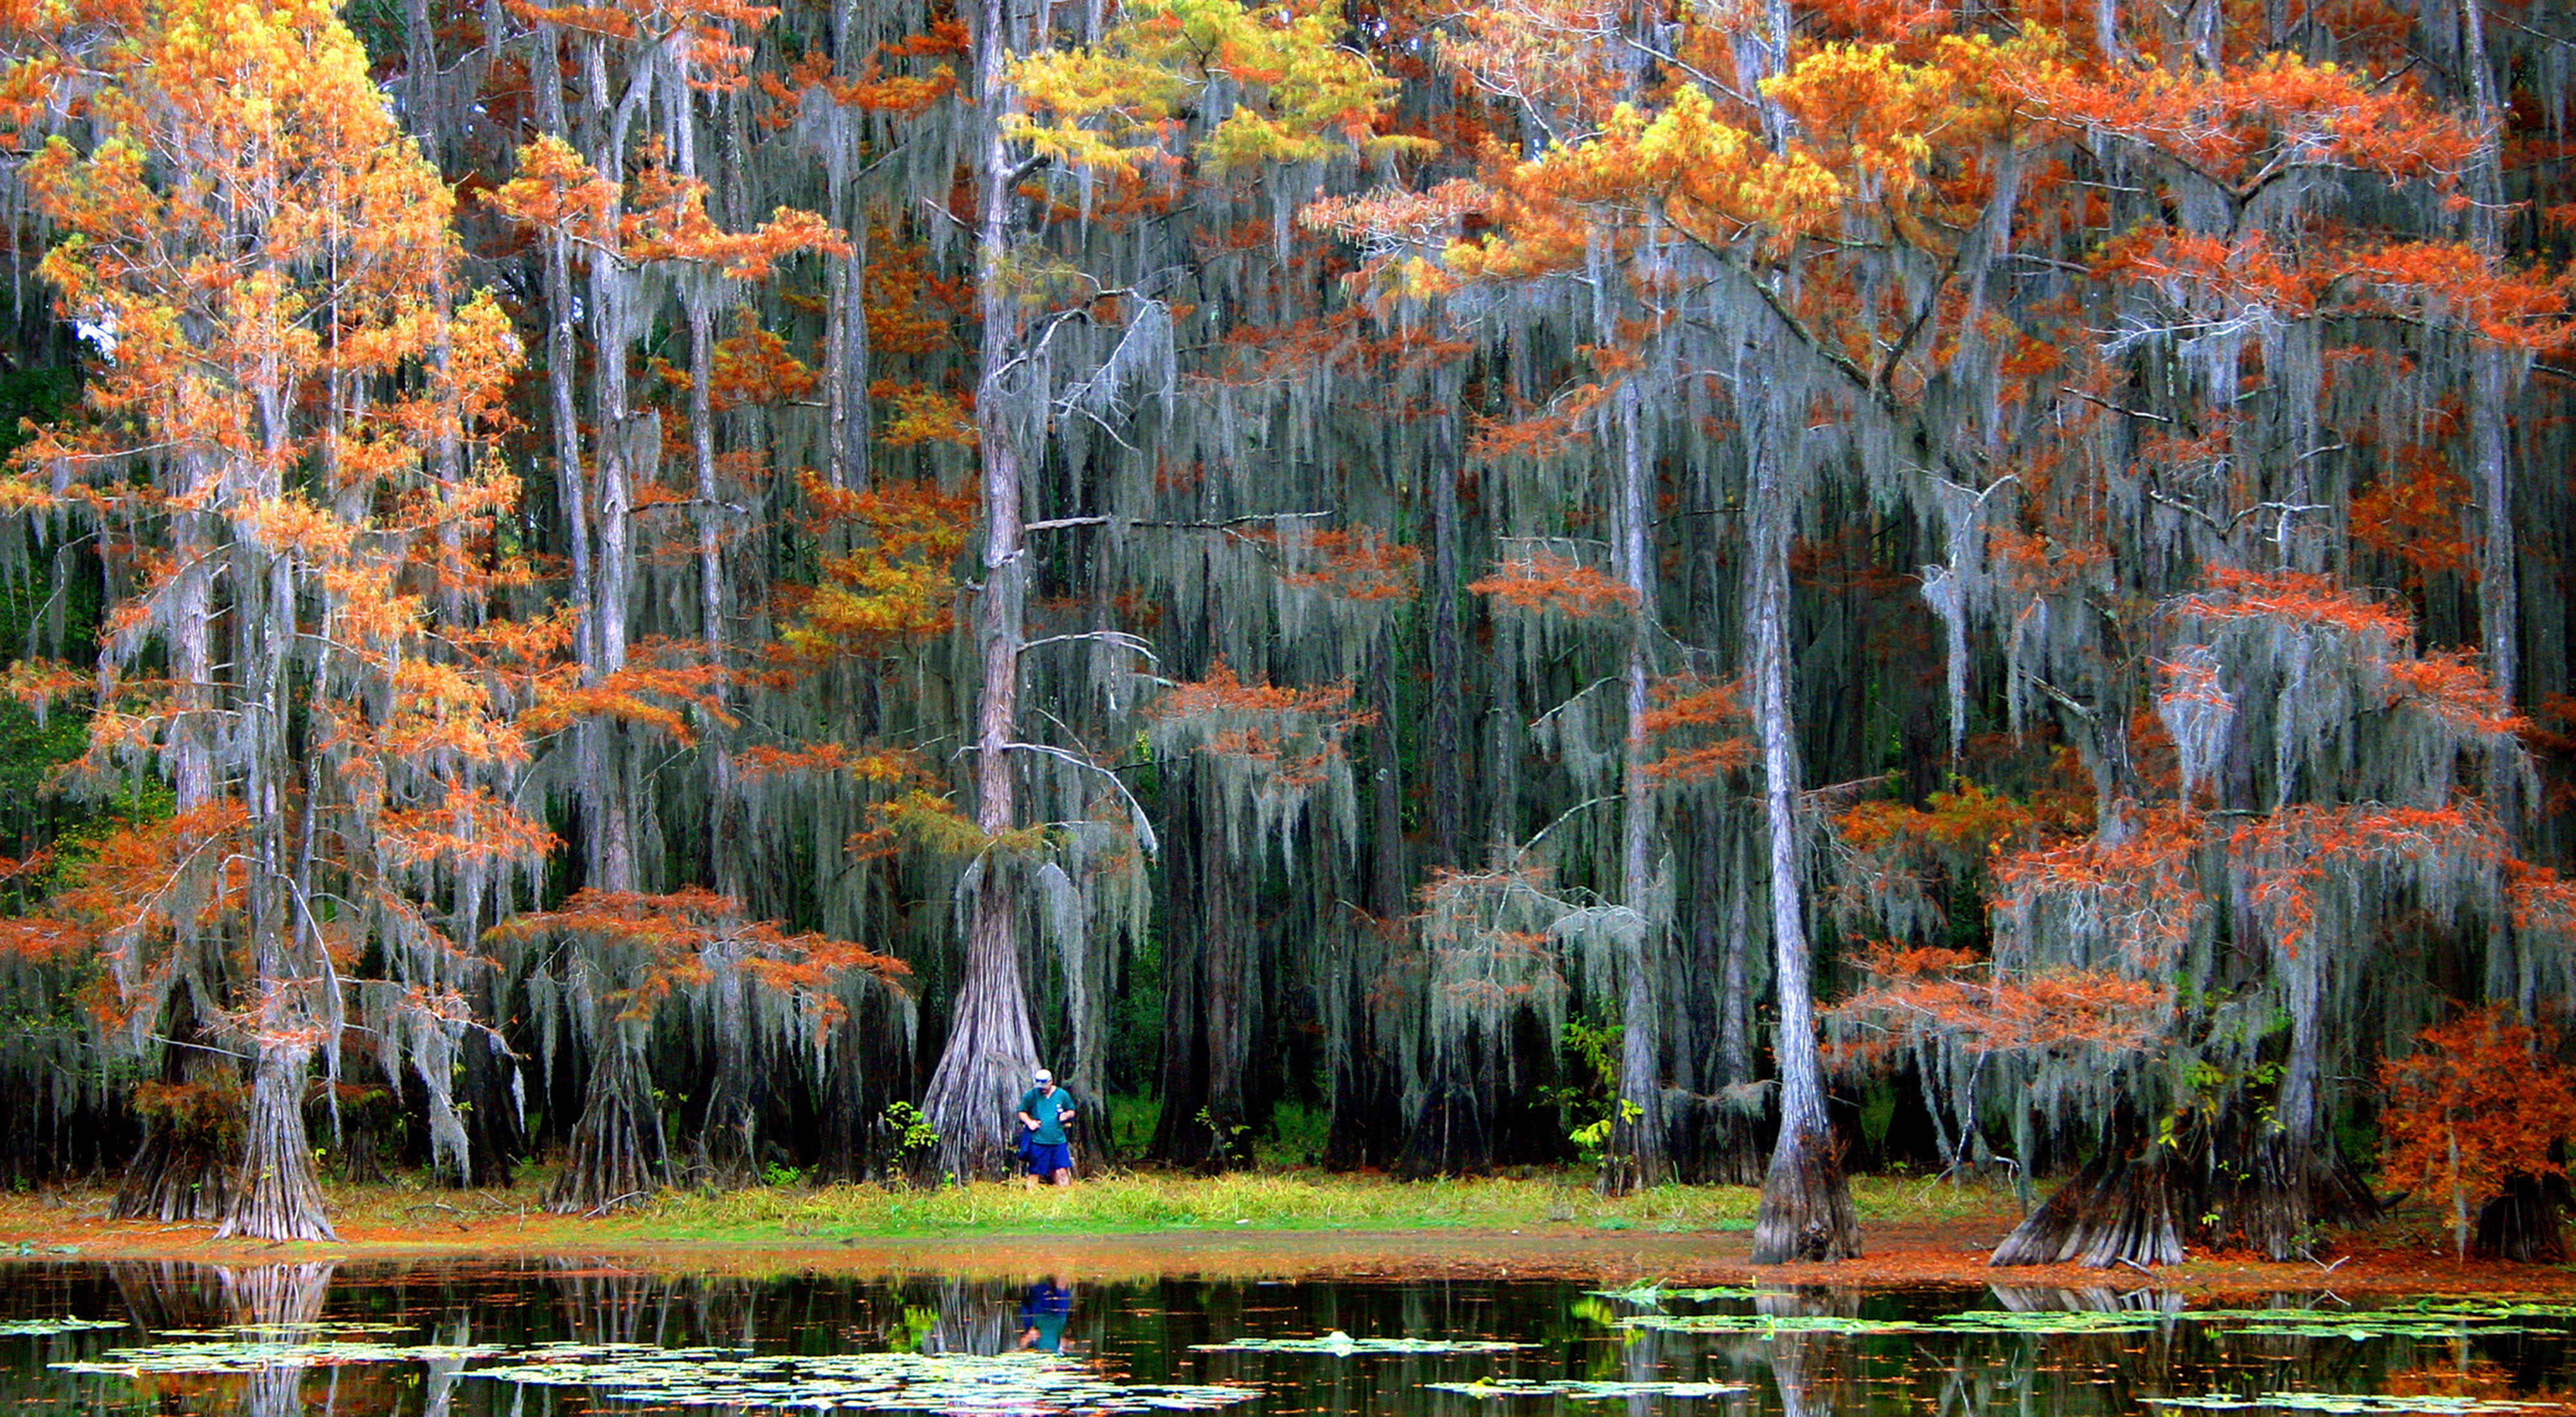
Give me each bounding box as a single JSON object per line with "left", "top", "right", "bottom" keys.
{"left": 1428, "top": 1378, "right": 1748, "bottom": 1400}
{"left": 53, "top": 1340, "right": 509, "bottom": 1374}
{"left": 1193, "top": 1331, "right": 1531, "bottom": 1355}
{"left": 464, "top": 1345, "right": 1261, "bottom": 1412}
{"left": 0, "top": 1318, "right": 128, "bottom": 1337}
{"left": 1585, "top": 1283, "right": 1761, "bottom": 1308}
{"left": 1613, "top": 1313, "right": 1927, "bottom": 1336}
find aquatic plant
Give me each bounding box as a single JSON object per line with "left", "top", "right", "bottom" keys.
{"left": 1192, "top": 1331, "right": 1531, "bottom": 1354}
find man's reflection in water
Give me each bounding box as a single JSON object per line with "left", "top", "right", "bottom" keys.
{"left": 1016, "top": 1275, "right": 1074, "bottom": 1353}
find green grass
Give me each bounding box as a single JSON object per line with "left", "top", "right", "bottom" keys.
{"left": 483, "top": 1169, "right": 2015, "bottom": 1244}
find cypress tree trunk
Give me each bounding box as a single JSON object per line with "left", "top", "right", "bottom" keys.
{"left": 922, "top": 884, "right": 1041, "bottom": 1179}
{"left": 457, "top": 1017, "right": 522, "bottom": 1189}
{"left": 1151, "top": 809, "right": 1213, "bottom": 1164}
{"left": 2204, "top": 955, "right": 2378, "bottom": 1259}
{"left": 1990, "top": 1108, "right": 2186, "bottom": 1268}
{"left": 548, "top": 1027, "right": 670, "bottom": 1213}
{"left": 216, "top": 1040, "right": 337, "bottom": 1242}
{"left": 1746, "top": 435, "right": 1858, "bottom": 1266}
{"left": 2473, "top": 1174, "right": 2567, "bottom": 1262}
{"left": 1607, "top": 390, "right": 1667, "bottom": 1193}
{"left": 920, "top": 0, "right": 1044, "bottom": 1180}
{"left": 114, "top": 994, "right": 240, "bottom": 1222}
{"left": 1324, "top": 629, "right": 1408, "bottom": 1170}
{"left": 1152, "top": 784, "right": 1253, "bottom": 1170}
{"left": 1426, "top": 414, "right": 1466, "bottom": 869}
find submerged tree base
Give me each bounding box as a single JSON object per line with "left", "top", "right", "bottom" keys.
{"left": 1996, "top": 1127, "right": 2381, "bottom": 1269}
{"left": 114, "top": 1141, "right": 236, "bottom": 1225}
{"left": 2206, "top": 1145, "right": 2379, "bottom": 1262}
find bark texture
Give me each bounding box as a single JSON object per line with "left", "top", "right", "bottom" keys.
{"left": 547, "top": 1030, "right": 670, "bottom": 1214}
{"left": 1746, "top": 434, "right": 1859, "bottom": 1265}
{"left": 216, "top": 1041, "right": 337, "bottom": 1242}
{"left": 1990, "top": 1144, "right": 2186, "bottom": 1268}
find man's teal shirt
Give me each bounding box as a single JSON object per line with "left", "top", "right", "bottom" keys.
{"left": 1019, "top": 1085, "right": 1075, "bottom": 1144}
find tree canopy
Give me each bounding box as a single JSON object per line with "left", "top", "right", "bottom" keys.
{"left": 1, "top": 0, "right": 2573, "bottom": 1262}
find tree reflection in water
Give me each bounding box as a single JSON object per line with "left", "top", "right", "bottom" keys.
{"left": 3, "top": 1264, "right": 2572, "bottom": 1416}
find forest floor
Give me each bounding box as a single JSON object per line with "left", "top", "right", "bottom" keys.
{"left": 0, "top": 1171, "right": 2568, "bottom": 1298}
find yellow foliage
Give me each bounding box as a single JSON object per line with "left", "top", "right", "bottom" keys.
{"left": 1005, "top": 0, "right": 1394, "bottom": 178}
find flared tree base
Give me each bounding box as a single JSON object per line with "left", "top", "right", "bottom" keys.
{"left": 214, "top": 1047, "right": 337, "bottom": 1243}
{"left": 2474, "top": 1174, "right": 2568, "bottom": 1262}
{"left": 1997, "top": 1123, "right": 2378, "bottom": 1268}
{"left": 1990, "top": 1149, "right": 2186, "bottom": 1268}
{"left": 548, "top": 1039, "right": 670, "bottom": 1215}
{"left": 114, "top": 1137, "right": 236, "bottom": 1224}
{"left": 1748, "top": 1126, "right": 1860, "bottom": 1264}
{"left": 2205, "top": 1145, "right": 2378, "bottom": 1261}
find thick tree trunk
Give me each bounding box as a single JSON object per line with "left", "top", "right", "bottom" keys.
{"left": 1606, "top": 389, "right": 1667, "bottom": 1194}
{"left": 1150, "top": 810, "right": 1213, "bottom": 1165}
{"left": 2204, "top": 1121, "right": 2378, "bottom": 1260}
{"left": 1326, "top": 636, "right": 1408, "bottom": 1170}
{"left": 920, "top": 0, "right": 1043, "bottom": 1182}
{"left": 1152, "top": 787, "right": 1255, "bottom": 1170}
{"left": 2473, "top": 1173, "right": 2568, "bottom": 1262}
{"left": 1747, "top": 435, "right": 1859, "bottom": 1266}
{"left": 923, "top": 884, "right": 1041, "bottom": 1179}
{"left": 457, "top": 1018, "right": 522, "bottom": 1189}
{"left": 1991, "top": 1114, "right": 2186, "bottom": 1268}
{"left": 687, "top": 292, "right": 744, "bottom": 904}
{"left": 2203, "top": 953, "right": 2378, "bottom": 1259}
{"left": 547, "top": 1028, "right": 670, "bottom": 1213}
{"left": 1426, "top": 414, "right": 1465, "bottom": 869}
{"left": 216, "top": 1040, "right": 337, "bottom": 1242}
{"left": 114, "top": 996, "right": 239, "bottom": 1222}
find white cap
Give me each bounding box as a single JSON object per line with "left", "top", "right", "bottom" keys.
{"left": 1034, "top": 1068, "right": 1052, "bottom": 1082}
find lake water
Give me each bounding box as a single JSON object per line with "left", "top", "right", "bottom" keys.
{"left": 1, "top": 1259, "right": 2571, "bottom": 1414}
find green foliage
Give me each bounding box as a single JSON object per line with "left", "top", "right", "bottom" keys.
{"left": 1541, "top": 1016, "right": 1634, "bottom": 1165}
{"left": 1255, "top": 1101, "right": 1328, "bottom": 1168}
{"left": 882, "top": 1101, "right": 940, "bottom": 1157}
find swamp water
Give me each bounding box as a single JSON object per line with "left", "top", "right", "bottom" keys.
{"left": 0, "top": 1261, "right": 2571, "bottom": 1415}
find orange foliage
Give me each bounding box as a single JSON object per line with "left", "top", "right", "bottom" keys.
{"left": 2233, "top": 803, "right": 2499, "bottom": 959}
{"left": 2380, "top": 1005, "right": 2576, "bottom": 1220}
{"left": 2171, "top": 567, "right": 2416, "bottom": 645}
{"left": 1993, "top": 801, "right": 2208, "bottom": 971}
{"left": 1280, "top": 528, "right": 1422, "bottom": 602}
{"left": 777, "top": 477, "right": 972, "bottom": 660}
{"left": 705, "top": 312, "right": 820, "bottom": 411}
{"left": 1833, "top": 943, "right": 2170, "bottom": 1059}
{"left": 1637, "top": 676, "right": 1754, "bottom": 785}
{"left": 1470, "top": 548, "right": 1639, "bottom": 620}
{"left": 524, "top": 647, "right": 733, "bottom": 743}
{"left": 2351, "top": 446, "right": 2474, "bottom": 587}
{"left": 488, "top": 887, "right": 907, "bottom": 1027}
{"left": 1150, "top": 660, "right": 1373, "bottom": 794}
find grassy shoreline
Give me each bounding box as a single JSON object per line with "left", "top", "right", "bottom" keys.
{"left": 0, "top": 1170, "right": 2016, "bottom": 1247}
{"left": 1, "top": 1172, "right": 2560, "bottom": 1296}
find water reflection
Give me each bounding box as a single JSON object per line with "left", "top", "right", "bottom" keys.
{"left": 0, "top": 1260, "right": 2568, "bottom": 1415}
{"left": 1018, "top": 1274, "right": 1075, "bottom": 1353}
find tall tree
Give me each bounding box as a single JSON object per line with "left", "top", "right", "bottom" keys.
{"left": 3, "top": 0, "right": 526, "bottom": 1238}
{"left": 918, "top": 0, "right": 1397, "bottom": 1177}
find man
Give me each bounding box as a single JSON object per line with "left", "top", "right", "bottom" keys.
{"left": 1016, "top": 1067, "right": 1078, "bottom": 1186}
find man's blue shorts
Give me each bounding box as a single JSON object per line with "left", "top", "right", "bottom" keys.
{"left": 1026, "top": 1140, "right": 1072, "bottom": 1176}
